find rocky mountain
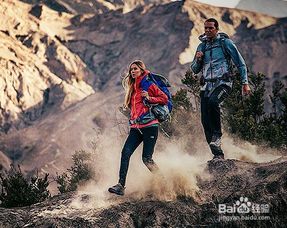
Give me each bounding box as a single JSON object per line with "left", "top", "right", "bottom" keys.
{"left": 0, "top": 0, "right": 99, "bottom": 134}
{"left": 0, "top": 0, "right": 286, "bottom": 189}
{"left": 0, "top": 158, "right": 286, "bottom": 227}
{"left": 20, "top": 0, "right": 171, "bottom": 14}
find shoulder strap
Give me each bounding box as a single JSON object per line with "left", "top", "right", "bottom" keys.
{"left": 140, "top": 75, "right": 152, "bottom": 92}
{"left": 201, "top": 38, "right": 229, "bottom": 60}
{"left": 220, "top": 37, "right": 235, "bottom": 73}
{"left": 201, "top": 42, "right": 206, "bottom": 54}
{"left": 219, "top": 38, "right": 230, "bottom": 60}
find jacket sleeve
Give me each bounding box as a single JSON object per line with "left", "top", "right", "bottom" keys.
{"left": 147, "top": 84, "right": 168, "bottom": 105}
{"left": 190, "top": 43, "right": 204, "bottom": 74}
{"left": 224, "top": 39, "right": 248, "bottom": 84}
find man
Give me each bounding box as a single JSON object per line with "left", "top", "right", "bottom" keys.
{"left": 191, "top": 18, "right": 251, "bottom": 160}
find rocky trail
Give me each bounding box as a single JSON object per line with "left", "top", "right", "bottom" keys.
{"left": 0, "top": 157, "right": 286, "bottom": 227}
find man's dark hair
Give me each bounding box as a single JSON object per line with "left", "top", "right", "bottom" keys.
{"left": 205, "top": 18, "right": 219, "bottom": 30}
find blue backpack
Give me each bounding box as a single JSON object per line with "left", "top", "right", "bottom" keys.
{"left": 140, "top": 73, "right": 173, "bottom": 122}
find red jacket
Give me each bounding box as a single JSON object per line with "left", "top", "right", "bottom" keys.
{"left": 130, "top": 70, "right": 168, "bottom": 128}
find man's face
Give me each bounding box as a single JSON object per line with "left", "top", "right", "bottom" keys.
{"left": 204, "top": 21, "right": 218, "bottom": 40}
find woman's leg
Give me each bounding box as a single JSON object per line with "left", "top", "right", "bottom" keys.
{"left": 119, "top": 128, "right": 143, "bottom": 186}
{"left": 141, "top": 126, "right": 159, "bottom": 172}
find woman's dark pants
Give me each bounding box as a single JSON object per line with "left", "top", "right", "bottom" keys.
{"left": 119, "top": 126, "right": 159, "bottom": 187}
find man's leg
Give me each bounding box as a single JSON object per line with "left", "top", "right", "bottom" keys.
{"left": 207, "top": 85, "right": 231, "bottom": 156}
{"left": 142, "top": 126, "right": 159, "bottom": 172}
{"left": 200, "top": 91, "right": 213, "bottom": 143}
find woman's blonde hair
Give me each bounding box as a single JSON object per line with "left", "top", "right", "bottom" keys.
{"left": 122, "top": 60, "right": 146, "bottom": 108}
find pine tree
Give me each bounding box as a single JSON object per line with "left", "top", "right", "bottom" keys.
{"left": 223, "top": 72, "right": 266, "bottom": 141}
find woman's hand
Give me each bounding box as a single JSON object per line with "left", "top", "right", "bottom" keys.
{"left": 141, "top": 90, "right": 150, "bottom": 100}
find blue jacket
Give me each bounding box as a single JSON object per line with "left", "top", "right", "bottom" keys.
{"left": 191, "top": 33, "right": 248, "bottom": 92}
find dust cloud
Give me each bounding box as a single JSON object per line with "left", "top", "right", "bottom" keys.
{"left": 69, "top": 129, "right": 209, "bottom": 210}
{"left": 66, "top": 122, "right": 281, "bottom": 211}
{"left": 222, "top": 134, "right": 281, "bottom": 163}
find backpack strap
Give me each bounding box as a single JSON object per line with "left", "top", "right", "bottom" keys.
{"left": 219, "top": 38, "right": 231, "bottom": 61}
{"left": 219, "top": 38, "right": 235, "bottom": 74}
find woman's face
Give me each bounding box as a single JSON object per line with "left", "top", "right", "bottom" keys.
{"left": 130, "top": 64, "right": 142, "bottom": 78}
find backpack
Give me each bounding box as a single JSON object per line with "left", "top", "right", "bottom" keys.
{"left": 141, "top": 73, "right": 173, "bottom": 122}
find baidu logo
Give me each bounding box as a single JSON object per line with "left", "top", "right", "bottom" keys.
{"left": 218, "top": 196, "right": 269, "bottom": 214}
{"left": 218, "top": 196, "right": 270, "bottom": 221}
{"left": 236, "top": 197, "right": 252, "bottom": 213}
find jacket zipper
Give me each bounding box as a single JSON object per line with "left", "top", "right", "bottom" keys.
{"left": 132, "top": 89, "right": 138, "bottom": 128}
{"left": 210, "top": 41, "right": 213, "bottom": 79}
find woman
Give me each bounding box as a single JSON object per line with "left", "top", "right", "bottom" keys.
{"left": 108, "top": 60, "right": 168, "bottom": 196}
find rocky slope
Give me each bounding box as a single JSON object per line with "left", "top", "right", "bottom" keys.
{"left": 20, "top": 0, "right": 171, "bottom": 14}
{"left": 1, "top": 0, "right": 286, "bottom": 134}
{"left": 0, "top": 0, "right": 98, "bottom": 133}
{"left": 0, "top": 158, "right": 286, "bottom": 227}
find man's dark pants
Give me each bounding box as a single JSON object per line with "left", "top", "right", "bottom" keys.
{"left": 200, "top": 85, "right": 231, "bottom": 156}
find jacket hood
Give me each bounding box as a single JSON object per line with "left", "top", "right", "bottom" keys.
{"left": 198, "top": 32, "right": 230, "bottom": 42}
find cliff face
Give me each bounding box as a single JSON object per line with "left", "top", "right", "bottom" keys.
{"left": 0, "top": 1, "right": 97, "bottom": 133}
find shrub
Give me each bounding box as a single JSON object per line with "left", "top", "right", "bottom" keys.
{"left": 0, "top": 165, "right": 50, "bottom": 208}
{"left": 56, "top": 150, "right": 94, "bottom": 193}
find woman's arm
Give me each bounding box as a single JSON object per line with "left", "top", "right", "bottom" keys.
{"left": 145, "top": 84, "right": 168, "bottom": 105}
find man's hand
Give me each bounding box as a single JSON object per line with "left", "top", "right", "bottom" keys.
{"left": 195, "top": 51, "right": 204, "bottom": 62}
{"left": 242, "top": 84, "right": 251, "bottom": 96}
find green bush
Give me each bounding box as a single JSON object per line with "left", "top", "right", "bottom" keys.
{"left": 56, "top": 150, "right": 94, "bottom": 193}
{"left": 0, "top": 165, "right": 50, "bottom": 208}
{"left": 223, "top": 72, "right": 287, "bottom": 148}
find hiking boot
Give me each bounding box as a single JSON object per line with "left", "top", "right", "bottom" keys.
{"left": 108, "top": 183, "right": 125, "bottom": 196}
{"left": 212, "top": 154, "right": 225, "bottom": 160}
{"left": 209, "top": 135, "right": 222, "bottom": 149}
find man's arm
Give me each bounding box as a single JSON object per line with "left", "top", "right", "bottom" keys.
{"left": 224, "top": 39, "right": 251, "bottom": 95}
{"left": 224, "top": 39, "right": 248, "bottom": 84}
{"left": 190, "top": 44, "right": 204, "bottom": 74}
